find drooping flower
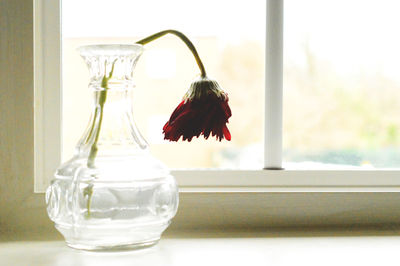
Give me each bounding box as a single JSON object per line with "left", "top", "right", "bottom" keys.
{"left": 163, "top": 76, "right": 232, "bottom": 142}
{"left": 136, "top": 30, "right": 232, "bottom": 142}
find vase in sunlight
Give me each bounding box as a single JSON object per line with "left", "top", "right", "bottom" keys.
{"left": 45, "top": 44, "right": 179, "bottom": 251}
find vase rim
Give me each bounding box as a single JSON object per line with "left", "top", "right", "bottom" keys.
{"left": 77, "top": 44, "right": 144, "bottom": 57}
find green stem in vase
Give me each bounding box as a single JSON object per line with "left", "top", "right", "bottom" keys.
{"left": 83, "top": 183, "right": 94, "bottom": 218}
{"left": 87, "top": 90, "right": 107, "bottom": 168}
{"left": 87, "top": 60, "right": 116, "bottom": 168}
{"left": 85, "top": 60, "right": 116, "bottom": 219}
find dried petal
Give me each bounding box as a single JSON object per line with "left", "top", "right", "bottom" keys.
{"left": 163, "top": 77, "right": 232, "bottom": 142}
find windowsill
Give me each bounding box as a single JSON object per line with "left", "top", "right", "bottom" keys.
{"left": 2, "top": 229, "right": 400, "bottom": 265}
{"left": 173, "top": 169, "right": 400, "bottom": 192}
{"left": 24, "top": 169, "right": 400, "bottom": 241}
{"left": 34, "top": 169, "right": 400, "bottom": 193}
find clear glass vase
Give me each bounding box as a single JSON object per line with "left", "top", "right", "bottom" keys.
{"left": 46, "top": 44, "right": 179, "bottom": 251}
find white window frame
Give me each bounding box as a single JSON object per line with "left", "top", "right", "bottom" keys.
{"left": 34, "top": 0, "right": 400, "bottom": 193}
{"left": 34, "top": 0, "right": 62, "bottom": 192}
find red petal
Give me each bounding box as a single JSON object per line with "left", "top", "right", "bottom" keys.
{"left": 163, "top": 92, "right": 232, "bottom": 142}
{"left": 222, "top": 125, "right": 231, "bottom": 141}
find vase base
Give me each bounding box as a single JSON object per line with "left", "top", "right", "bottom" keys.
{"left": 55, "top": 221, "right": 169, "bottom": 252}
{"left": 66, "top": 238, "right": 160, "bottom": 252}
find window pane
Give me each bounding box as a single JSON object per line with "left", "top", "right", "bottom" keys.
{"left": 283, "top": 0, "right": 400, "bottom": 169}
{"left": 62, "top": 0, "right": 265, "bottom": 169}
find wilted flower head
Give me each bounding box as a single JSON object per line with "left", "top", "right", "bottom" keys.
{"left": 163, "top": 76, "right": 232, "bottom": 142}
{"left": 136, "top": 30, "right": 232, "bottom": 142}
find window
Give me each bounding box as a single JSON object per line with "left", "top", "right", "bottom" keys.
{"left": 283, "top": 0, "right": 400, "bottom": 169}
{"left": 61, "top": 0, "right": 265, "bottom": 169}
{"left": 35, "top": 0, "right": 400, "bottom": 193}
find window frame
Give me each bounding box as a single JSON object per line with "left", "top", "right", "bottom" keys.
{"left": 34, "top": 0, "right": 400, "bottom": 193}
{"left": 34, "top": 0, "right": 62, "bottom": 192}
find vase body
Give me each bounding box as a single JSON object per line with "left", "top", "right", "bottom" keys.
{"left": 46, "top": 44, "right": 179, "bottom": 251}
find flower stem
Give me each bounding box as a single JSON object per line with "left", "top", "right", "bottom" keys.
{"left": 83, "top": 183, "right": 94, "bottom": 218}
{"left": 136, "top": 30, "right": 207, "bottom": 78}
{"left": 87, "top": 60, "right": 117, "bottom": 168}
{"left": 87, "top": 90, "right": 107, "bottom": 168}
{"left": 85, "top": 60, "right": 116, "bottom": 218}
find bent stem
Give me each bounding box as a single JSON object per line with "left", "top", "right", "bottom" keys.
{"left": 136, "top": 29, "right": 207, "bottom": 78}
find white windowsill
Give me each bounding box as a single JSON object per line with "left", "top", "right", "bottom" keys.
{"left": 2, "top": 233, "right": 400, "bottom": 266}
{"left": 34, "top": 169, "right": 400, "bottom": 193}
{"left": 173, "top": 169, "right": 400, "bottom": 193}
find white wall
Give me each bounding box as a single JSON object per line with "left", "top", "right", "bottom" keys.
{"left": 0, "top": 0, "right": 53, "bottom": 239}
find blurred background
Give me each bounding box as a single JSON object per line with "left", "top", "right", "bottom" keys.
{"left": 62, "top": 0, "right": 400, "bottom": 169}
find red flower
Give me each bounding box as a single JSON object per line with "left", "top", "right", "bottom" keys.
{"left": 163, "top": 77, "right": 232, "bottom": 142}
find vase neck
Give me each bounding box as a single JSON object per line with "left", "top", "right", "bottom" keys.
{"left": 75, "top": 44, "right": 148, "bottom": 159}
{"left": 78, "top": 44, "right": 144, "bottom": 91}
